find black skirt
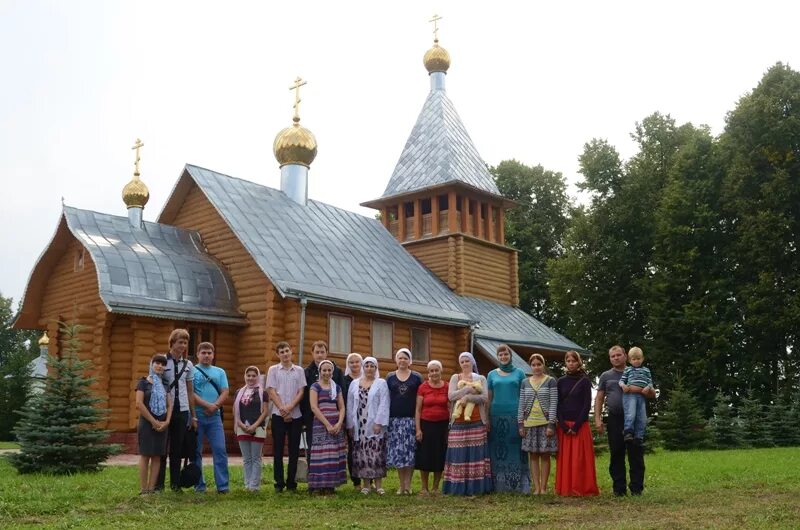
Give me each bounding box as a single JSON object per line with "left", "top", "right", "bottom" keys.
{"left": 415, "top": 419, "right": 449, "bottom": 472}
{"left": 137, "top": 414, "right": 168, "bottom": 456}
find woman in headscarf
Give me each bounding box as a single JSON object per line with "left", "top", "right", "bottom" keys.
{"left": 346, "top": 356, "right": 390, "bottom": 495}
{"left": 414, "top": 359, "right": 449, "bottom": 495}
{"left": 308, "top": 360, "right": 348, "bottom": 494}
{"left": 442, "top": 352, "right": 493, "bottom": 496}
{"left": 386, "top": 347, "right": 423, "bottom": 494}
{"left": 233, "top": 365, "right": 269, "bottom": 491}
{"left": 135, "top": 354, "right": 173, "bottom": 494}
{"left": 343, "top": 353, "right": 363, "bottom": 490}
{"left": 487, "top": 344, "right": 530, "bottom": 494}
{"left": 555, "top": 350, "right": 599, "bottom": 496}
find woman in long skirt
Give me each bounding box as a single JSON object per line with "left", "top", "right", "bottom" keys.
{"left": 308, "top": 360, "right": 347, "bottom": 493}
{"left": 414, "top": 360, "right": 450, "bottom": 494}
{"left": 442, "top": 352, "right": 493, "bottom": 496}
{"left": 386, "top": 348, "right": 423, "bottom": 494}
{"left": 555, "top": 350, "right": 599, "bottom": 496}
{"left": 487, "top": 344, "right": 530, "bottom": 493}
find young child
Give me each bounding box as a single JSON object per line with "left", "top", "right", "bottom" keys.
{"left": 618, "top": 347, "right": 653, "bottom": 444}
{"left": 451, "top": 379, "right": 483, "bottom": 421}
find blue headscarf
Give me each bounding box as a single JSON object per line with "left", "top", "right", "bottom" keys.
{"left": 149, "top": 362, "right": 167, "bottom": 416}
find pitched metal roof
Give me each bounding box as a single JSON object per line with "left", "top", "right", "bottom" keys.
{"left": 456, "top": 296, "right": 587, "bottom": 354}
{"left": 63, "top": 206, "right": 245, "bottom": 325}
{"left": 170, "top": 165, "right": 584, "bottom": 352}
{"left": 179, "top": 165, "right": 471, "bottom": 325}
{"left": 379, "top": 88, "right": 501, "bottom": 200}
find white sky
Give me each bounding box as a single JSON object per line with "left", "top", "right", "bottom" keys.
{"left": 2, "top": 0, "right": 798, "bottom": 307}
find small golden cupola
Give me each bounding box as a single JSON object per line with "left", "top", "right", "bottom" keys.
{"left": 273, "top": 77, "right": 317, "bottom": 205}
{"left": 423, "top": 15, "right": 450, "bottom": 74}
{"left": 122, "top": 138, "right": 149, "bottom": 227}
{"left": 38, "top": 330, "right": 50, "bottom": 347}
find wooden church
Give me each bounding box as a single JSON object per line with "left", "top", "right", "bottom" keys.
{"left": 14, "top": 35, "right": 584, "bottom": 445}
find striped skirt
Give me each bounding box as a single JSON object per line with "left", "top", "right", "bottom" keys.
{"left": 308, "top": 401, "right": 347, "bottom": 489}
{"left": 442, "top": 420, "right": 493, "bottom": 495}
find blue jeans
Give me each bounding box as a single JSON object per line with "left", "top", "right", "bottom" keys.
{"left": 195, "top": 413, "right": 229, "bottom": 492}
{"left": 622, "top": 392, "right": 647, "bottom": 439}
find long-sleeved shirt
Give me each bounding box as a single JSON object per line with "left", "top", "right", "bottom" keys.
{"left": 619, "top": 366, "right": 652, "bottom": 388}
{"left": 517, "top": 375, "right": 558, "bottom": 427}
{"left": 556, "top": 373, "right": 591, "bottom": 434}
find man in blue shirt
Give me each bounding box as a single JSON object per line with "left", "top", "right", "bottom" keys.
{"left": 193, "top": 341, "right": 229, "bottom": 493}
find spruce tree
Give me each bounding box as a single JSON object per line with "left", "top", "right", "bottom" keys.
{"left": 658, "top": 378, "right": 709, "bottom": 450}
{"left": 708, "top": 393, "right": 742, "bottom": 449}
{"left": 786, "top": 394, "right": 800, "bottom": 447}
{"left": 738, "top": 389, "right": 773, "bottom": 448}
{"left": 9, "top": 323, "right": 119, "bottom": 474}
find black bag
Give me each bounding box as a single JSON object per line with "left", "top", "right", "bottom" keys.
{"left": 179, "top": 459, "right": 201, "bottom": 488}
{"left": 178, "top": 423, "right": 201, "bottom": 488}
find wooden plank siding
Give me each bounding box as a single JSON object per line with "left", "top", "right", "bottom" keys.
{"left": 402, "top": 236, "right": 457, "bottom": 290}
{"left": 457, "top": 237, "right": 517, "bottom": 305}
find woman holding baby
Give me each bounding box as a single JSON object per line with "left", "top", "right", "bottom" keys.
{"left": 442, "top": 352, "right": 493, "bottom": 496}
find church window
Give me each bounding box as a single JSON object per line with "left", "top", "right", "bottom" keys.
{"left": 410, "top": 327, "right": 430, "bottom": 361}
{"left": 371, "top": 320, "right": 393, "bottom": 358}
{"left": 328, "top": 314, "right": 353, "bottom": 354}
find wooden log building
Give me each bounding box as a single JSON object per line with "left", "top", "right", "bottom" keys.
{"left": 14, "top": 37, "right": 585, "bottom": 451}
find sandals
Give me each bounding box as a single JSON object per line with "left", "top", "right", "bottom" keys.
{"left": 360, "top": 487, "right": 370, "bottom": 495}
{"left": 376, "top": 488, "right": 386, "bottom": 495}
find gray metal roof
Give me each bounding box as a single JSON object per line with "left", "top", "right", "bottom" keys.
{"left": 379, "top": 87, "right": 501, "bottom": 200}
{"left": 180, "top": 165, "right": 471, "bottom": 325}
{"left": 173, "top": 165, "right": 583, "bottom": 350}
{"left": 63, "top": 206, "right": 245, "bottom": 325}
{"left": 456, "top": 296, "right": 587, "bottom": 354}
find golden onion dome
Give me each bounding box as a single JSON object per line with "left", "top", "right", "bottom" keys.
{"left": 38, "top": 331, "right": 50, "bottom": 346}
{"left": 122, "top": 175, "right": 150, "bottom": 209}
{"left": 423, "top": 39, "right": 450, "bottom": 74}
{"left": 273, "top": 119, "right": 318, "bottom": 168}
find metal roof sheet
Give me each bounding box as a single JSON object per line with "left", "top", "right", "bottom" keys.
{"left": 379, "top": 88, "right": 501, "bottom": 200}
{"left": 63, "top": 206, "right": 245, "bottom": 325}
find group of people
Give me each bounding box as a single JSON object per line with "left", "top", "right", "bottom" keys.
{"left": 136, "top": 328, "right": 655, "bottom": 498}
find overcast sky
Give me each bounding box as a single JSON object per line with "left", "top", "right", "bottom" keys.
{"left": 2, "top": 0, "right": 798, "bottom": 307}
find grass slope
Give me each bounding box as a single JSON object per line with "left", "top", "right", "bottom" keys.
{"left": 1, "top": 448, "right": 799, "bottom": 529}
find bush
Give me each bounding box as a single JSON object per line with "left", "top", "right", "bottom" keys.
{"left": 658, "top": 378, "right": 708, "bottom": 450}
{"left": 8, "top": 322, "right": 119, "bottom": 474}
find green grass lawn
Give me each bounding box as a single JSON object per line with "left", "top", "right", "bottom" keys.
{"left": 0, "top": 441, "right": 20, "bottom": 450}
{"left": 1, "top": 447, "right": 799, "bottom": 529}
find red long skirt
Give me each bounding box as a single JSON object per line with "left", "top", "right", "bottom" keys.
{"left": 555, "top": 421, "right": 599, "bottom": 496}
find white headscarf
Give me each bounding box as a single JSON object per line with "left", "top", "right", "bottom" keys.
{"left": 426, "top": 360, "right": 443, "bottom": 371}
{"left": 394, "top": 347, "right": 412, "bottom": 365}
{"left": 363, "top": 356, "right": 380, "bottom": 378}
{"left": 345, "top": 353, "right": 363, "bottom": 377}
{"left": 318, "top": 359, "right": 337, "bottom": 400}
{"left": 459, "top": 351, "right": 479, "bottom": 374}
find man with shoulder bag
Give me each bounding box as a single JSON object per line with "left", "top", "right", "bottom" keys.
{"left": 192, "top": 341, "right": 230, "bottom": 494}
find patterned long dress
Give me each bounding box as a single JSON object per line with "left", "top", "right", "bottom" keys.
{"left": 352, "top": 386, "right": 387, "bottom": 479}
{"left": 487, "top": 368, "right": 531, "bottom": 493}
{"left": 308, "top": 382, "right": 347, "bottom": 489}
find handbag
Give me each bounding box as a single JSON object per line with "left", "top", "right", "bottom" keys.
{"left": 295, "top": 430, "right": 309, "bottom": 483}
{"left": 179, "top": 458, "right": 201, "bottom": 488}
{"left": 235, "top": 424, "right": 267, "bottom": 439}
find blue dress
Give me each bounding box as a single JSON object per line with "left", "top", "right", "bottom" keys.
{"left": 487, "top": 368, "right": 531, "bottom": 493}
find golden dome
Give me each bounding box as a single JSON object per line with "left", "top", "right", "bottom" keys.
{"left": 423, "top": 39, "right": 450, "bottom": 73}
{"left": 273, "top": 120, "right": 318, "bottom": 168}
{"left": 122, "top": 175, "right": 150, "bottom": 209}
{"left": 38, "top": 331, "right": 50, "bottom": 346}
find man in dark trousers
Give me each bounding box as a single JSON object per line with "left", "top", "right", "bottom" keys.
{"left": 594, "top": 345, "right": 656, "bottom": 496}
{"left": 155, "top": 328, "right": 197, "bottom": 492}
{"left": 302, "top": 340, "right": 344, "bottom": 463}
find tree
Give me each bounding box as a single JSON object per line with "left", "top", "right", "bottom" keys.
{"left": 9, "top": 322, "right": 119, "bottom": 474}
{"left": 719, "top": 63, "right": 800, "bottom": 397}
{"left": 738, "top": 389, "right": 773, "bottom": 448}
{"left": 708, "top": 393, "right": 742, "bottom": 449}
{"left": 491, "top": 160, "right": 570, "bottom": 328}
{"left": 657, "top": 378, "right": 708, "bottom": 450}
{"left": 0, "top": 293, "right": 37, "bottom": 440}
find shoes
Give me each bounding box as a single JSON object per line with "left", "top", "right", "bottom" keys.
{"left": 217, "top": 490, "right": 229, "bottom": 495}
{"left": 360, "top": 487, "right": 371, "bottom": 495}
{"left": 623, "top": 432, "right": 634, "bottom": 442}
{"left": 634, "top": 438, "right": 644, "bottom": 447}
{"left": 376, "top": 488, "right": 386, "bottom": 495}
{"left": 275, "top": 486, "right": 284, "bottom": 493}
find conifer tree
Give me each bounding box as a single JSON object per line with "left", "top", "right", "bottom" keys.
{"left": 708, "top": 393, "right": 742, "bottom": 449}
{"left": 9, "top": 322, "right": 119, "bottom": 474}
{"left": 738, "top": 389, "right": 773, "bottom": 448}
{"left": 786, "top": 394, "right": 800, "bottom": 447}
{"left": 657, "top": 378, "right": 708, "bottom": 450}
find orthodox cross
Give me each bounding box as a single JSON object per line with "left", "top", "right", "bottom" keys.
{"left": 429, "top": 14, "right": 442, "bottom": 41}
{"left": 131, "top": 138, "right": 144, "bottom": 176}
{"left": 290, "top": 76, "right": 307, "bottom": 123}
